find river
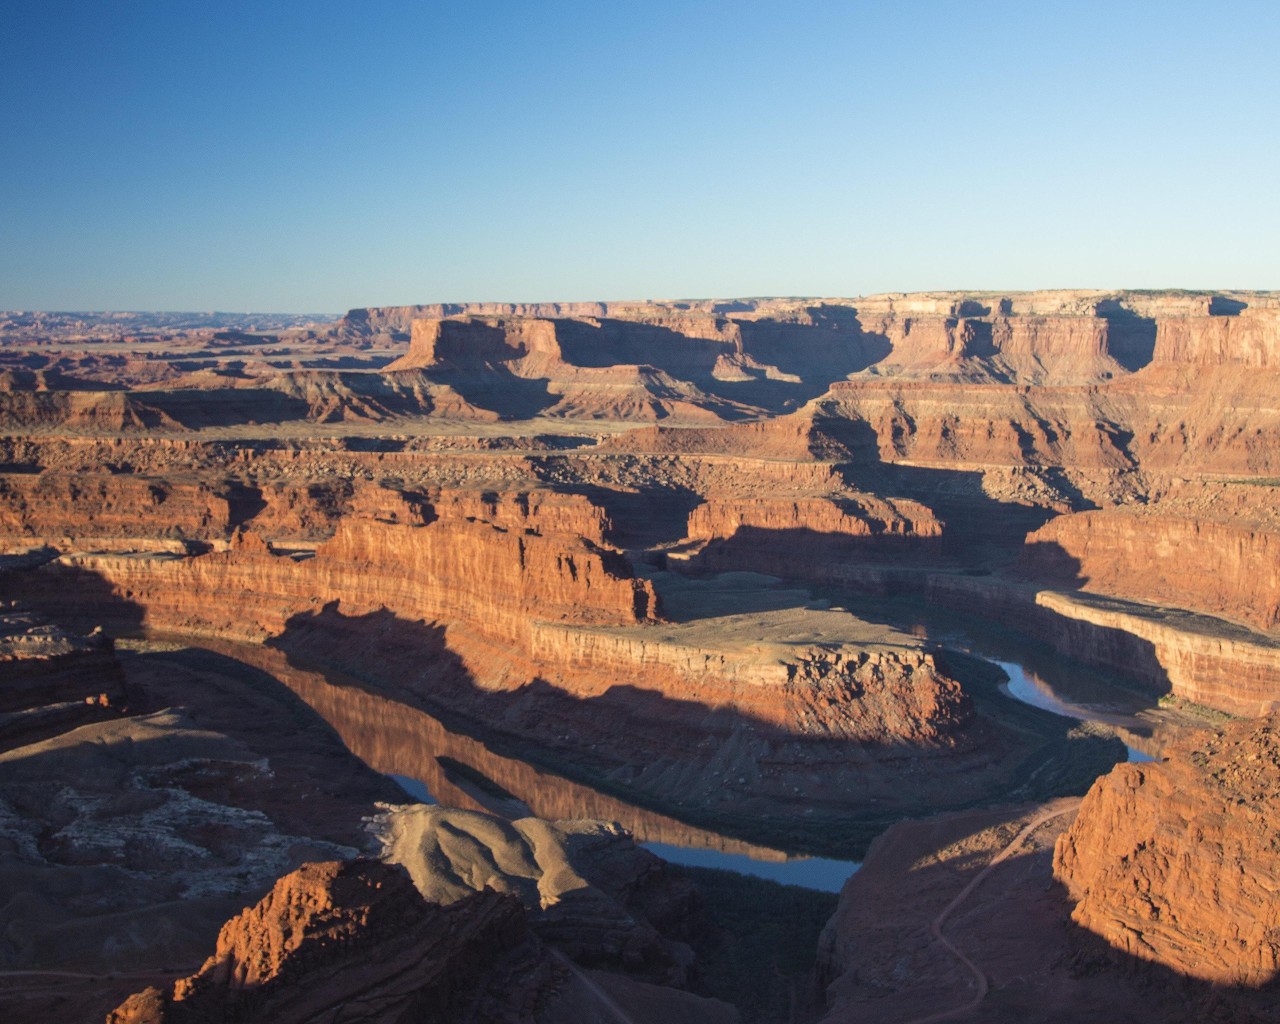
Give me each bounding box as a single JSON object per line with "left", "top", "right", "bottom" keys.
{"left": 162, "top": 614, "right": 1155, "bottom": 894}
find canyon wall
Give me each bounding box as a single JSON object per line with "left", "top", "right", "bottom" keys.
{"left": 905, "top": 574, "right": 1280, "bottom": 717}
{"left": 31, "top": 505, "right": 655, "bottom": 647}
{"left": 1025, "top": 510, "right": 1280, "bottom": 632}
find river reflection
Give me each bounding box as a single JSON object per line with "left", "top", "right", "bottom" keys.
{"left": 170, "top": 637, "right": 860, "bottom": 891}
{"left": 153, "top": 617, "right": 1155, "bottom": 893}
{"left": 996, "top": 660, "right": 1157, "bottom": 762}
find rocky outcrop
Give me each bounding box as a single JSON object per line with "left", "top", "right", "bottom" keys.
{"left": 107, "top": 859, "right": 559, "bottom": 1024}
{"left": 1055, "top": 715, "right": 1280, "bottom": 987}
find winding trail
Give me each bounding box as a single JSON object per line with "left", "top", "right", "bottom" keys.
{"left": 903, "top": 799, "right": 1081, "bottom": 1024}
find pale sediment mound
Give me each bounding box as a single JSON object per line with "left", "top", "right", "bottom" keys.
{"left": 374, "top": 805, "right": 696, "bottom": 978}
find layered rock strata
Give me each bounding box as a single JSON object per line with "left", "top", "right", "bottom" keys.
{"left": 1024, "top": 509, "right": 1280, "bottom": 632}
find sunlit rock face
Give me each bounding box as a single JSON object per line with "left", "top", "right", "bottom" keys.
{"left": 105, "top": 860, "right": 559, "bottom": 1024}
{"left": 1055, "top": 715, "right": 1280, "bottom": 987}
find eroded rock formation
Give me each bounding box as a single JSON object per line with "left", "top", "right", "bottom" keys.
{"left": 1055, "top": 715, "right": 1280, "bottom": 988}
{"left": 106, "top": 859, "right": 561, "bottom": 1024}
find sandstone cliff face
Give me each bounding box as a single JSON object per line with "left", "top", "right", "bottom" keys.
{"left": 31, "top": 508, "right": 657, "bottom": 647}
{"left": 1029, "top": 590, "right": 1280, "bottom": 717}
{"left": 815, "top": 381, "right": 1136, "bottom": 477}
{"left": 20, "top": 513, "right": 978, "bottom": 752}
{"left": 1152, "top": 309, "right": 1280, "bottom": 366}
{"left": 524, "top": 623, "right": 970, "bottom": 743}
{"left": 1024, "top": 510, "right": 1280, "bottom": 633}
{"left": 685, "top": 494, "right": 941, "bottom": 543}
{"left": 844, "top": 312, "right": 1129, "bottom": 384}
{"left": 905, "top": 574, "right": 1280, "bottom": 717}
{"left": 107, "top": 859, "right": 558, "bottom": 1024}
{"left": 384, "top": 311, "right": 881, "bottom": 421}
{"left": 681, "top": 494, "right": 944, "bottom": 577}
{"left": 1054, "top": 715, "right": 1280, "bottom": 987}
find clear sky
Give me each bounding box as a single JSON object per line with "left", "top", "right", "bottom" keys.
{"left": 2, "top": 0, "right": 1277, "bottom": 311}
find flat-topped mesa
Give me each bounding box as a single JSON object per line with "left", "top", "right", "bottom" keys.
{"left": 385, "top": 315, "right": 751, "bottom": 421}
{"left": 526, "top": 624, "right": 971, "bottom": 743}
{"left": 343, "top": 301, "right": 611, "bottom": 335}
{"left": 387, "top": 316, "right": 565, "bottom": 372}
{"left": 369, "top": 292, "right": 1280, "bottom": 395}
{"left": 838, "top": 290, "right": 1280, "bottom": 380}
{"left": 388, "top": 314, "right": 743, "bottom": 377}
{"left": 853, "top": 289, "right": 1268, "bottom": 318}
{"left": 340, "top": 296, "right": 839, "bottom": 337}
{"left": 388, "top": 311, "right": 881, "bottom": 395}
{"left": 1054, "top": 715, "right": 1280, "bottom": 988}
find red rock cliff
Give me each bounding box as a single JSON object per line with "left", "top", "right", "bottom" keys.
{"left": 1054, "top": 716, "right": 1280, "bottom": 987}
{"left": 107, "top": 859, "right": 553, "bottom": 1024}
{"left": 1024, "top": 509, "right": 1280, "bottom": 633}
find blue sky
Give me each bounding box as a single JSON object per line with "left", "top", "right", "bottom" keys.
{"left": 2, "top": 1, "right": 1277, "bottom": 311}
